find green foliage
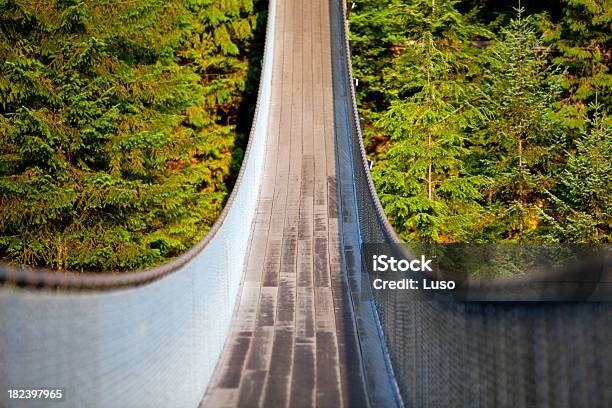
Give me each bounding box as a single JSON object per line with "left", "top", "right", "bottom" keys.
{"left": 350, "top": 0, "right": 611, "bottom": 244}
{"left": 474, "top": 10, "right": 566, "bottom": 241}
{"left": 544, "top": 0, "right": 611, "bottom": 112}
{"left": 548, "top": 109, "right": 611, "bottom": 241}
{"left": 0, "top": 0, "right": 265, "bottom": 270}
{"left": 369, "top": 0, "right": 489, "bottom": 242}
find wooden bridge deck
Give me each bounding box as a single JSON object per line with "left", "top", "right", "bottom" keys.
{"left": 202, "top": 0, "right": 369, "bottom": 406}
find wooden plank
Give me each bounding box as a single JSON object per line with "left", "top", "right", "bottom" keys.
{"left": 314, "top": 235, "right": 330, "bottom": 287}
{"left": 320, "top": 0, "right": 336, "bottom": 174}
{"left": 327, "top": 176, "right": 338, "bottom": 219}
{"left": 201, "top": 389, "right": 238, "bottom": 408}
{"left": 237, "top": 370, "right": 266, "bottom": 408}
{"left": 276, "top": 270, "right": 296, "bottom": 325}
{"left": 297, "top": 239, "right": 314, "bottom": 288}
{"left": 261, "top": 327, "right": 294, "bottom": 407}
{"left": 315, "top": 331, "right": 342, "bottom": 408}
{"left": 233, "top": 286, "right": 261, "bottom": 332}
{"left": 245, "top": 327, "right": 274, "bottom": 371}
{"left": 256, "top": 287, "right": 277, "bottom": 327}
{"left": 312, "top": 0, "right": 329, "bottom": 210}
{"left": 296, "top": 287, "right": 315, "bottom": 338}
{"left": 315, "top": 287, "right": 336, "bottom": 332}
{"left": 299, "top": 156, "right": 315, "bottom": 241}
{"left": 301, "top": 0, "right": 315, "bottom": 162}
{"left": 290, "top": 339, "right": 316, "bottom": 408}
{"left": 217, "top": 333, "right": 252, "bottom": 389}
{"left": 262, "top": 240, "right": 282, "bottom": 287}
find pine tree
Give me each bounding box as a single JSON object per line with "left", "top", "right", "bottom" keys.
{"left": 475, "top": 8, "right": 566, "bottom": 241}
{"left": 547, "top": 107, "right": 611, "bottom": 242}
{"left": 545, "top": 0, "right": 611, "bottom": 113}
{"left": 370, "top": 0, "right": 489, "bottom": 242}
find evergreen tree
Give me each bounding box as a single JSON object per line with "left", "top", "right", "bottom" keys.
{"left": 370, "top": 0, "right": 489, "bottom": 242}
{"left": 349, "top": 0, "right": 404, "bottom": 115}
{"left": 475, "top": 9, "right": 565, "bottom": 241}
{"left": 0, "top": 0, "right": 263, "bottom": 271}
{"left": 544, "top": 0, "right": 611, "bottom": 114}
{"left": 547, "top": 108, "right": 611, "bottom": 242}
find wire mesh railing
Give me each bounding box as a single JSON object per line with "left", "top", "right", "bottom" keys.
{"left": 0, "top": 1, "right": 277, "bottom": 406}
{"left": 339, "top": 1, "right": 612, "bottom": 406}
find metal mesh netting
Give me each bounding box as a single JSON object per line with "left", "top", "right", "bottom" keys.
{"left": 336, "top": 0, "right": 612, "bottom": 407}
{"left": 0, "top": 2, "right": 277, "bottom": 407}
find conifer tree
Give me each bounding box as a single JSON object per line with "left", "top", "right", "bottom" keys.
{"left": 548, "top": 107, "right": 611, "bottom": 242}
{"left": 476, "top": 8, "right": 565, "bottom": 241}
{"left": 546, "top": 0, "right": 611, "bottom": 113}
{"left": 371, "top": 0, "right": 488, "bottom": 242}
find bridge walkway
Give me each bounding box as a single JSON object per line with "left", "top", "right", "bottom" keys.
{"left": 202, "top": 0, "right": 369, "bottom": 406}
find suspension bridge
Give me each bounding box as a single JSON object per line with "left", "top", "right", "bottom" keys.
{"left": 1, "top": 1, "right": 610, "bottom": 407}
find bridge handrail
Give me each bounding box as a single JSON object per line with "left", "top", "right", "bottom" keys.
{"left": 335, "top": 1, "right": 404, "bottom": 407}
{"left": 339, "top": 4, "right": 611, "bottom": 408}
{"left": 0, "top": 2, "right": 276, "bottom": 406}
{"left": 340, "top": 3, "right": 401, "bottom": 247}
{"left": 0, "top": 2, "right": 277, "bottom": 291}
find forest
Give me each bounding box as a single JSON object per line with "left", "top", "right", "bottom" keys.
{"left": 0, "top": 0, "right": 265, "bottom": 271}
{"left": 350, "top": 0, "right": 610, "bottom": 244}
{"left": 0, "top": 0, "right": 609, "bottom": 272}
